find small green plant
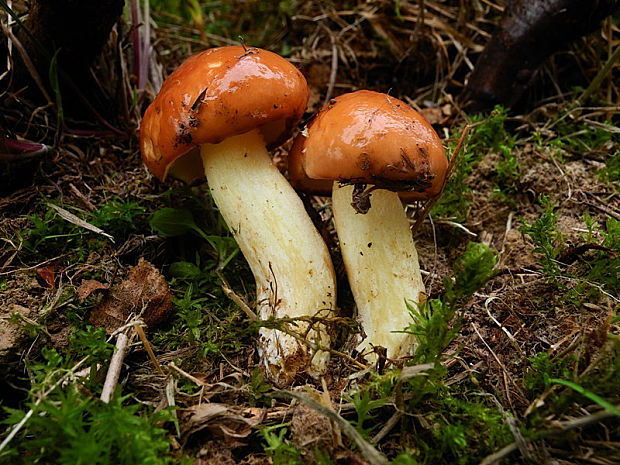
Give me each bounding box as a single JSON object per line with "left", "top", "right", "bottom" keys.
{"left": 523, "top": 339, "right": 620, "bottom": 431}
{"left": 170, "top": 284, "right": 210, "bottom": 343}
{"left": 554, "top": 121, "right": 619, "bottom": 156}
{"left": 168, "top": 254, "right": 221, "bottom": 290}
{"left": 152, "top": 277, "right": 247, "bottom": 362}
{"left": 431, "top": 126, "right": 478, "bottom": 222}
{"left": 259, "top": 424, "right": 303, "bottom": 465}
{"left": 407, "top": 242, "right": 497, "bottom": 365}
{"left": 445, "top": 241, "right": 498, "bottom": 303}
{"left": 68, "top": 326, "right": 114, "bottom": 367}
{"left": 434, "top": 105, "right": 517, "bottom": 221}
{"left": 474, "top": 106, "right": 519, "bottom": 198}
{"left": 20, "top": 196, "right": 145, "bottom": 259}
{"left": 248, "top": 368, "right": 273, "bottom": 407}
{"left": 90, "top": 197, "right": 146, "bottom": 236}
{"left": 582, "top": 216, "right": 620, "bottom": 298}
{"left": 391, "top": 452, "right": 418, "bottom": 464}
{"left": 519, "top": 194, "right": 563, "bottom": 277}
{"left": 432, "top": 397, "right": 513, "bottom": 462}
{"left": 315, "top": 448, "right": 334, "bottom": 465}
{"left": 348, "top": 390, "right": 388, "bottom": 440}
{"left": 1, "top": 390, "right": 173, "bottom": 464}
{"left": 524, "top": 352, "right": 575, "bottom": 396}
{"left": 21, "top": 204, "right": 82, "bottom": 254}
{"left": 436, "top": 423, "right": 467, "bottom": 456}
{"left": 0, "top": 345, "right": 174, "bottom": 464}
{"left": 150, "top": 207, "right": 239, "bottom": 270}
{"left": 599, "top": 150, "right": 620, "bottom": 187}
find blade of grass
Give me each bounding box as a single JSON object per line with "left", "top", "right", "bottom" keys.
{"left": 578, "top": 44, "right": 620, "bottom": 105}
{"left": 48, "top": 49, "right": 64, "bottom": 124}
{"left": 141, "top": 0, "right": 150, "bottom": 91}
{"left": 550, "top": 378, "right": 620, "bottom": 417}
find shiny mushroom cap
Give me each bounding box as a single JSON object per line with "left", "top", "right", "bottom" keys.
{"left": 289, "top": 90, "right": 448, "bottom": 201}
{"left": 140, "top": 46, "right": 310, "bottom": 182}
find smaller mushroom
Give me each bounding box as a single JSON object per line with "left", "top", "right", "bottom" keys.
{"left": 289, "top": 90, "right": 448, "bottom": 362}
{"left": 140, "top": 46, "right": 336, "bottom": 385}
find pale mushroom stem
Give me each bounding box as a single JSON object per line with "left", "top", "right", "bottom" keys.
{"left": 332, "top": 182, "right": 425, "bottom": 362}
{"left": 200, "top": 129, "right": 336, "bottom": 385}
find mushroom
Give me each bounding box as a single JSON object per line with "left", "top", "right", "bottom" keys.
{"left": 289, "top": 90, "right": 448, "bottom": 362}
{"left": 140, "top": 46, "right": 336, "bottom": 385}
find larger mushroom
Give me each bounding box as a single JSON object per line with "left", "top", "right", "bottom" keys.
{"left": 140, "top": 46, "right": 336, "bottom": 385}
{"left": 289, "top": 90, "right": 448, "bottom": 362}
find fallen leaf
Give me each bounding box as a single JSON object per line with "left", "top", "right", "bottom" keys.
{"left": 77, "top": 279, "right": 109, "bottom": 302}
{"left": 36, "top": 265, "right": 56, "bottom": 289}
{"left": 419, "top": 107, "right": 446, "bottom": 126}
{"left": 89, "top": 257, "right": 173, "bottom": 332}
{"left": 182, "top": 403, "right": 266, "bottom": 441}
{"left": 419, "top": 103, "right": 453, "bottom": 126}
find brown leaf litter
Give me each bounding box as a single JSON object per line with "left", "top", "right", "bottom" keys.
{"left": 88, "top": 257, "right": 173, "bottom": 332}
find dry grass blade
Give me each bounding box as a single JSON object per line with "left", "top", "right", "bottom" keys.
{"left": 134, "top": 323, "right": 165, "bottom": 376}
{"left": 48, "top": 203, "right": 114, "bottom": 242}
{"left": 0, "top": 21, "right": 53, "bottom": 105}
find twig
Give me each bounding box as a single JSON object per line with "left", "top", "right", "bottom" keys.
{"left": 48, "top": 203, "right": 114, "bottom": 243}
{"left": 480, "top": 407, "right": 620, "bottom": 465}
{"left": 372, "top": 410, "right": 402, "bottom": 443}
{"left": 4, "top": 0, "right": 12, "bottom": 80}
{"left": 140, "top": 0, "right": 151, "bottom": 91}
{"left": 68, "top": 183, "right": 96, "bottom": 212}
{"left": 0, "top": 253, "right": 70, "bottom": 276}
{"left": 320, "top": 23, "right": 338, "bottom": 107}
{"left": 579, "top": 197, "right": 620, "bottom": 221}
{"left": 321, "top": 377, "right": 342, "bottom": 447}
{"left": 217, "top": 271, "right": 257, "bottom": 320}
{"left": 480, "top": 295, "right": 520, "bottom": 350}
{"left": 479, "top": 441, "right": 518, "bottom": 465}
{"left": 100, "top": 331, "right": 129, "bottom": 403}
{"left": 169, "top": 361, "right": 205, "bottom": 386}
{"left": 0, "top": 237, "right": 22, "bottom": 271}
{"left": 130, "top": 0, "right": 142, "bottom": 89}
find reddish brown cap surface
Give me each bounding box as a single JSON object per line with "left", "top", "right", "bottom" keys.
{"left": 140, "top": 46, "right": 309, "bottom": 181}
{"left": 289, "top": 90, "right": 448, "bottom": 200}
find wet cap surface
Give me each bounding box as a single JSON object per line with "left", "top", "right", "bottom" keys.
{"left": 289, "top": 90, "right": 448, "bottom": 200}
{"left": 140, "top": 46, "right": 309, "bottom": 181}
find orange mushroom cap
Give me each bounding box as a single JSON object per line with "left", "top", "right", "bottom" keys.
{"left": 140, "top": 46, "right": 310, "bottom": 182}
{"left": 289, "top": 90, "right": 448, "bottom": 201}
